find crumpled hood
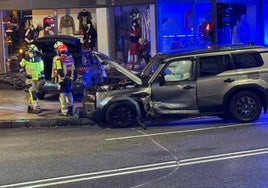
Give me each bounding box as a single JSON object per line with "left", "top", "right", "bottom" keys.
{"left": 93, "top": 51, "right": 142, "bottom": 85}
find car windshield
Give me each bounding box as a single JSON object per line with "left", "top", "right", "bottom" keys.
{"left": 139, "top": 54, "right": 166, "bottom": 79}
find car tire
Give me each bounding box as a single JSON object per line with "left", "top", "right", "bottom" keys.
{"left": 229, "top": 91, "right": 262, "bottom": 123}
{"left": 106, "top": 101, "right": 137, "bottom": 128}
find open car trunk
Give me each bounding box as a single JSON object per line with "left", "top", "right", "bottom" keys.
{"left": 35, "top": 35, "right": 82, "bottom": 79}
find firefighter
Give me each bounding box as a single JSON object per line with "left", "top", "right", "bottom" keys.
{"left": 54, "top": 43, "right": 76, "bottom": 116}
{"left": 51, "top": 41, "right": 63, "bottom": 84}
{"left": 19, "top": 44, "right": 45, "bottom": 114}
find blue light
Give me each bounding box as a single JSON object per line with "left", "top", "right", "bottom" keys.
{"left": 157, "top": 0, "right": 212, "bottom": 52}
{"left": 265, "top": 3, "right": 268, "bottom": 45}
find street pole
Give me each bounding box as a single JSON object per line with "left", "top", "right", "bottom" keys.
{"left": 211, "top": 0, "right": 217, "bottom": 47}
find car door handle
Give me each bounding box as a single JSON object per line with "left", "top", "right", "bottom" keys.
{"left": 183, "top": 85, "right": 194, "bottom": 90}
{"left": 224, "top": 78, "right": 235, "bottom": 83}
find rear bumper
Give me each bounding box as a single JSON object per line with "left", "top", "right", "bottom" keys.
{"left": 39, "top": 81, "right": 58, "bottom": 94}
{"left": 39, "top": 80, "right": 84, "bottom": 96}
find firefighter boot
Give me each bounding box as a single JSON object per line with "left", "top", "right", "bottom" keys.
{"left": 27, "top": 105, "right": 33, "bottom": 113}
{"left": 31, "top": 106, "right": 41, "bottom": 114}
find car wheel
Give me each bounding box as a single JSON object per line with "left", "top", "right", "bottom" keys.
{"left": 106, "top": 101, "right": 137, "bottom": 128}
{"left": 229, "top": 91, "right": 262, "bottom": 123}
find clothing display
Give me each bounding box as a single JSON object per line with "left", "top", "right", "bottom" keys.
{"left": 24, "top": 23, "right": 40, "bottom": 44}
{"left": 128, "top": 22, "right": 141, "bottom": 55}
{"left": 38, "top": 28, "right": 54, "bottom": 38}
{"left": 60, "top": 14, "right": 75, "bottom": 35}
{"left": 43, "top": 15, "right": 55, "bottom": 29}
{"left": 83, "top": 22, "right": 97, "bottom": 50}
{"left": 77, "top": 9, "right": 92, "bottom": 30}
{"left": 127, "top": 20, "right": 141, "bottom": 69}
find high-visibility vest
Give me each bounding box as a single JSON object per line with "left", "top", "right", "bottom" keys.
{"left": 19, "top": 56, "right": 44, "bottom": 81}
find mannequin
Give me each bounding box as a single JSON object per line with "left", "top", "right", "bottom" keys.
{"left": 83, "top": 21, "right": 97, "bottom": 50}
{"left": 24, "top": 22, "right": 40, "bottom": 44}
{"left": 127, "top": 20, "right": 141, "bottom": 69}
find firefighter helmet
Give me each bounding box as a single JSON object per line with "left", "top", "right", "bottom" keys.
{"left": 27, "top": 44, "right": 39, "bottom": 52}
{"left": 57, "top": 44, "right": 68, "bottom": 53}
{"left": 54, "top": 41, "right": 63, "bottom": 49}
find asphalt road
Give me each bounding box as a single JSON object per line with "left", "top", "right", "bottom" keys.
{"left": 0, "top": 114, "right": 268, "bottom": 188}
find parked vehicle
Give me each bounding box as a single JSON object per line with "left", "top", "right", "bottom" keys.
{"left": 35, "top": 35, "right": 103, "bottom": 99}
{"left": 82, "top": 45, "right": 268, "bottom": 128}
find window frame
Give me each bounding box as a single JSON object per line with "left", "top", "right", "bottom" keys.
{"left": 163, "top": 59, "right": 193, "bottom": 82}
{"left": 198, "top": 54, "right": 234, "bottom": 77}
{"left": 231, "top": 52, "right": 264, "bottom": 69}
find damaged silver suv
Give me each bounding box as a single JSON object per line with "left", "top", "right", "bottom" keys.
{"left": 82, "top": 45, "right": 268, "bottom": 128}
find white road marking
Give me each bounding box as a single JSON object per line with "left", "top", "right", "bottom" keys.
{"left": 0, "top": 161, "right": 178, "bottom": 188}
{"left": 2, "top": 147, "right": 268, "bottom": 188}
{"left": 179, "top": 147, "right": 268, "bottom": 166}
{"left": 105, "top": 123, "right": 251, "bottom": 141}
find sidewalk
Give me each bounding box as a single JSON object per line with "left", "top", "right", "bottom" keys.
{"left": 0, "top": 85, "right": 94, "bottom": 128}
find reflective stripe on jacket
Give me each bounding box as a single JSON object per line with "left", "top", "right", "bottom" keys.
{"left": 55, "top": 54, "right": 75, "bottom": 83}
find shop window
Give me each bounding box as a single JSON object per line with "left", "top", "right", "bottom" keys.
{"left": 114, "top": 5, "right": 151, "bottom": 70}
{"left": 2, "top": 8, "right": 97, "bottom": 74}
{"left": 157, "top": 1, "right": 212, "bottom": 52}
{"left": 264, "top": 3, "right": 268, "bottom": 45}
{"left": 156, "top": 1, "right": 258, "bottom": 52}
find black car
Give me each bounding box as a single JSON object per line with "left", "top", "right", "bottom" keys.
{"left": 35, "top": 35, "right": 103, "bottom": 99}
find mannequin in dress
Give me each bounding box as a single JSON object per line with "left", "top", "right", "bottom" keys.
{"left": 83, "top": 21, "right": 97, "bottom": 50}
{"left": 127, "top": 20, "right": 141, "bottom": 69}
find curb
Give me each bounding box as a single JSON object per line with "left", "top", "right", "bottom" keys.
{"left": 0, "top": 117, "right": 95, "bottom": 128}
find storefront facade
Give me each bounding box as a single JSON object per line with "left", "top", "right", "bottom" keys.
{"left": 156, "top": 0, "right": 263, "bottom": 52}
{"left": 0, "top": 0, "right": 266, "bottom": 73}
{"left": 0, "top": 0, "right": 156, "bottom": 73}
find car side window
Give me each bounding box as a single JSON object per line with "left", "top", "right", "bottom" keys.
{"left": 232, "top": 52, "right": 263, "bottom": 69}
{"left": 164, "top": 60, "right": 192, "bottom": 82}
{"left": 199, "top": 54, "right": 232, "bottom": 77}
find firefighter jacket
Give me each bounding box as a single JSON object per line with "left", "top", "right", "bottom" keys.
{"left": 54, "top": 54, "right": 75, "bottom": 83}
{"left": 19, "top": 55, "right": 44, "bottom": 81}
